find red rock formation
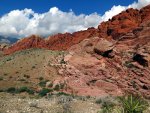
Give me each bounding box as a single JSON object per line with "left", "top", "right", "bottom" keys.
{"left": 4, "top": 35, "right": 47, "bottom": 54}
{"left": 98, "top": 5, "right": 150, "bottom": 40}
{"left": 59, "top": 20, "right": 150, "bottom": 97}
{"left": 98, "top": 8, "right": 141, "bottom": 40}
{"left": 4, "top": 5, "right": 150, "bottom": 55}
{"left": 4, "top": 28, "right": 98, "bottom": 54}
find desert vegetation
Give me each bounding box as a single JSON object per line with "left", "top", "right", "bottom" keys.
{"left": 97, "top": 95, "right": 149, "bottom": 113}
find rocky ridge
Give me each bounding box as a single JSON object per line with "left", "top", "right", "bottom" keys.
{"left": 4, "top": 5, "right": 150, "bottom": 55}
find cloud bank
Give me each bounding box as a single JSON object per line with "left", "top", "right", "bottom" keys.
{"left": 0, "top": 0, "right": 150, "bottom": 38}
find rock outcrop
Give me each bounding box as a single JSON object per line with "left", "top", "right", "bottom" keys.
{"left": 57, "top": 19, "right": 150, "bottom": 98}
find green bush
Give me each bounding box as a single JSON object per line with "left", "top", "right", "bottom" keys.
{"left": 39, "top": 77, "right": 44, "bottom": 81}
{"left": 17, "top": 86, "right": 34, "bottom": 94}
{"left": 48, "top": 83, "right": 53, "bottom": 88}
{"left": 54, "top": 84, "right": 60, "bottom": 91}
{"left": 6, "top": 87, "right": 17, "bottom": 93}
{"left": 119, "top": 95, "right": 148, "bottom": 113}
{"left": 97, "top": 97, "right": 118, "bottom": 113}
{"left": 26, "top": 89, "right": 34, "bottom": 94}
{"left": 60, "top": 83, "right": 65, "bottom": 89}
{"left": 0, "top": 77, "right": 3, "bottom": 81}
{"left": 38, "top": 88, "right": 53, "bottom": 97}
{"left": 96, "top": 98, "right": 102, "bottom": 104}
{"left": 101, "top": 101, "right": 115, "bottom": 113}
{"left": 56, "top": 92, "right": 70, "bottom": 96}
{"left": 38, "top": 80, "right": 48, "bottom": 87}
{"left": 98, "top": 95, "right": 149, "bottom": 113}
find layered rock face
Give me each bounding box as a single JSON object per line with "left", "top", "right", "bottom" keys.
{"left": 4, "top": 5, "right": 150, "bottom": 55}
{"left": 97, "top": 5, "right": 150, "bottom": 40}
{"left": 59, "top": 20, "right": 150, "bottom": 97}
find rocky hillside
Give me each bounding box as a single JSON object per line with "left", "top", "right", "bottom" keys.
{"left": 59, "top": 20, "right": 150, "bottom": 98}
{"left": 1, "top": 5, "right": 150, "bottom": 98}
{"left": 4, "top": 5, "right": 150, "bottom": 55}
{"left": 4, "top": 28, "right": 99, "bottom": 54}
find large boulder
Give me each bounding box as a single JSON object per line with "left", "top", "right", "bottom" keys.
{"left": 94, "top": 38, "right": 114, "bottom": 58}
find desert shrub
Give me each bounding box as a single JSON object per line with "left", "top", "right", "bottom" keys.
{"left": 78, "top": 96, "right": 87, "bottom": 101}
{"left": 17, "top": 86, "right": 34, "bottom": 94}
{"left": 38, "top": 88, "right": 53, "bottom": 97}
{"left": 18, "top": 78, "right": 26, "bottom": 81}
{"left": 6, "top": 87, "right": 17, "bottom": 93}
{"left": 56, "top": 92, "right": 70, "bottom": 96}
{"left": 23, "top": 74, "right": 30, "bottom": 78}
{"left": 113, "top": 107, "right": 125, "bottom": 113}
{"left": 39, "top": 77, "right": 44, "bottom": 81}
{"left": 4, "top": 73, "right": 8, "bottom": 76}
{"left": 124, "top": 61, "right": 135, "bottom": 68}
{"left": 17, "top": 86, "right": 29, "bottom": 92}
{"left": 0, "top": 77, "right": 3, "bottom": 81}
{"left": 96, "top": 98, "right": 102, "bottom": 104}
{"left": 15, "top": 71, "right": 19, "bottom": 74}
{"left": 60, "top": 83, "right": 65, "bottom": 89}
{"left": 6, "top": 57, "right": 12, "bottom": 61}
{"left": 38, "top": 80, "right": 48, "bottom": 87}
{"left": 62, "top": 103, "right": 72, "bottom": 113}
{"left": 0, "top": 89, "right": 4, "bottom": 92}
{"left": 119, "top": 95, "right": 148, "bottom": 113}
{"left": 32, "top": 66, "right": 36, "bottom": 69}
{"left": 101, "top": 100, "right": 115, "bottom": 113}
{"left": 26, "top": 89, "right": 34, "bottom": 94}
{"left": 48, "top": 82, "right": 53, "bottom": 88}
{"left": 97, "top": 97, "right": 117, "bottom": 113}
{"left": 98, "top": 95, "right": 149, "bottom": 113}
{"left": 54, "top": 84, "right": 60, "bottom": 91}
{"left": 57, "top": 95, "right": 73, "bottom": 104}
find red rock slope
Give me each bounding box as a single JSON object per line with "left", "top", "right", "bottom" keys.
{"left": 4, "top": 5, "right": 150, "bottom": 55}
{"left": 57, "top": 20, "right": 150, "bottom": 97}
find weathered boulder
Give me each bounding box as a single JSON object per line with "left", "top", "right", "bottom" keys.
{"left": 94, "top": 39, "right": 114, "bottom": 58}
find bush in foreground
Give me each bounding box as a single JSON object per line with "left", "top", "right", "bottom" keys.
{"left": 119, "top": 95, "right": 148, "bottom": 113}
{"left": 98, "top": 95, "right": 149, "bottom": 113}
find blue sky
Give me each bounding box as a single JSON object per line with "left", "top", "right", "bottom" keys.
{"left": 0, "top": 0, "right": 149, "bottom": 38}
{"left": 0, "top": 0, "right": 137, "bottom": 16}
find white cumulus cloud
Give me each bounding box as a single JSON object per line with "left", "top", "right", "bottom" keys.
{"left": 0, "top": 0, "right": 149, "bottom": 38}
{"left": 0, "top": 7, "right": 101, "bottom": 38}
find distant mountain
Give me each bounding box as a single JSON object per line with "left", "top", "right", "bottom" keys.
{"left": 0, "top": 36, "right": 18, "bottom": 44}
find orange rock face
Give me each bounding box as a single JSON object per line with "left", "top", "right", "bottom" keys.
{"left": 4, "top": 28, "right": 99, "bottom": 54}
{"left": 4, "top": 35, "right": 47, "bottom": 54}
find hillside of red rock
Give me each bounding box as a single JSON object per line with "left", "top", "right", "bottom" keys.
{"left": 4, "top": 5, "right": 150, "bottom": 55}
{"left": 56, "top": 20, "right": 150, "bottom": 98}
{"left": 4, "top": 28, "right": 99, "bottom": 54}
